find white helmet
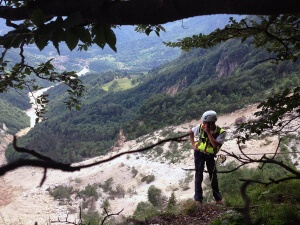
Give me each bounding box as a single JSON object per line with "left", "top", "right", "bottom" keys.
{"left": 201, "top": 110, "right": 217, "bottom": 122}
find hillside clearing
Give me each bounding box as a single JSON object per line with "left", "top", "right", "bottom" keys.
{"left": 102, "top": 77, "right": 139, "bottom": 92}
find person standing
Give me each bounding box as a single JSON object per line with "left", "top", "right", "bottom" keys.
{"left": 189, "top": 110, "right": 226, "bottom": 205}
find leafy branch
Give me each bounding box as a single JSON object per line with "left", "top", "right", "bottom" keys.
{"left": 237, "top": 86, "right": 300, "bottom": 141}
{"left": 0, "top": 58, "right": 84, "bottom": 120}
{"left": 165, "top": 15, "right": 300, "bottom": 62}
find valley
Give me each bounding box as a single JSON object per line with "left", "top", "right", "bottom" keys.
{"left": 0, "top": 13, "right": 299, "bottom": 225}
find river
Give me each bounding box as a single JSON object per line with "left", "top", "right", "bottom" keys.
{"left": 23, "top": 67, "right": 90, "bottom": 131}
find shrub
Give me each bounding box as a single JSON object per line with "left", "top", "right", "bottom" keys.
{"left": 210, "top": 211, "right": 243, "bottom": 225}
{"left": 78, "top": 184, "right": 99, "bottom": 200}
{"left": 131, "top": 167, "right": 138, "bottom": 178}
{"left": 178, "top": 199, "right": 197, "bottom": 215}
{"left": 101, "top": 199, "right": 111, "bottom": 215}
{"left": 110, "top": 184, "right": 126, "bottom": 198}
{"left": 216, "top": 161, "right": 300, "bottom": 224}
{"left": 141, "top": 174, "right": 155, "bottom": 184}
{"left": 133, "top": 201, "right": 159, "bottom": 220}
{"left": 167, "top": 192, "right": 177, "bottom": 212}
{"left": 147, "top": 185, "right": 163, "bottom": 207}
{"left": 82, "top": 210, "right": 102, "bottom": 225}
{"left": 81, "top": 200, "right": 89, "bottom": 209}
{"left": 48, "top": 185, "right": 74, "bottom": 201}
{"left": 127, "top": 187, "right": 137, "bottom": 195}
{"left": 100, "top": 177, "right": 113, "bottom": 192}
{"left": 154, "top": 146, "right": 164, "bottom": 156}
{"left": 74, "top": 177, "right": 82, "bottom": 184}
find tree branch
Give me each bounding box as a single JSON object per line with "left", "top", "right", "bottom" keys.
{"left": 101, "top": 208, "right": 124, "bottom": 225}
{"left": 240, "top": 176, "right": 299, "bottom": 187}
{"left": 0, "top": 0, "right": 300, "bottom": 24}
{"left": 239, "top": 181, "right": 262, "bottom": 225}
{"left": 13, "top": 136, "right": 54, "bottom": 162}
{"left": 0, "top": 133, "right": 189, "bottom": 183}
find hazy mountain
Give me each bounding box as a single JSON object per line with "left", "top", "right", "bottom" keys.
{"left": 0, "top": 15, "right": 243, "bottom": 73}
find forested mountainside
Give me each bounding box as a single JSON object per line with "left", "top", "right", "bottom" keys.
{"left": 6, "top": 35, "right": 300, "bottom": 163}
{"left": 0, "top": 90, "right": 30, "bottom": 134}
{"left": 0, "top": 74, "right": 58, "bottom": 134}
{"left": 0, "top": 99, "right": 30, "bottom": 134}
{"left": 0, "top": 15, "right": 240, "bottom": 135}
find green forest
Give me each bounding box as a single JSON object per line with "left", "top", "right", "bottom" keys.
{"left": 0, "top": 90, "right": 30, "bottom": 134}
{"left": 0, "top": 98, "right": 30, "bottom": 134}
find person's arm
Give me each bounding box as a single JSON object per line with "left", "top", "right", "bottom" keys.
{"left": 189, "top": 130, "right": 196, "bottom": 150}
{"left": 202, "top": 125, "right": 221, "bottom": 153}
{"left": 206, "top": 132, "right": 221, "bottom": 152}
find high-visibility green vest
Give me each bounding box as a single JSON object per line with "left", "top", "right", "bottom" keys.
{"left": 195, "top": 125, "right": 225, "bottom": 154}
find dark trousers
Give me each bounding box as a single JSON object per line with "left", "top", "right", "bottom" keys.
{"left": 194, "top": 151, "right": 222, "bottom": 201}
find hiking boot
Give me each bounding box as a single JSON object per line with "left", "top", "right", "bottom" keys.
{"left": 215, "top": 200, "right": 224, "bottom": 205}
{"left": 195, "top": 201, "right": 202, "bottom": 207}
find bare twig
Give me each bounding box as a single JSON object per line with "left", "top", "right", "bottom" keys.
{"left": 240, "top": 181, "right": 252, "bottom": 225}
{"left": 101, "top": 208, "right": 124, "bottom": 225}
{"left": 40, "top": 167, "right": 47, "bottom": 187}
{"left": 240, "top": 176, "right": 299, "bottom": 187}
{"left": 0, "top": 48, "right": 8, "bottom": 62}
{"left": 19, "top": 41, "right": 25, "bottom": 66}
{"left": 239, "top": 181, "right": 262, "bottom": 225}
{"left": 270, "top": 137, "right": 281, "bottom": 160}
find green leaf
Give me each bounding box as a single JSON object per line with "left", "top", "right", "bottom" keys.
{"left": 11, "top": 35, "right": 24, "bottom": 48}
{"left": 145, "top": 28, "right": 152, "bottom": 36}
{"left": 34, "top": 34, "right": 48, "bottom": 51}
{"left": 31, "top": 8, "right": 45, "bottom": 27}
{"left": 103, "top": 26, "right": 117, "bottom": 52}
{"left": 65, "top": 29, "right": 79, "bottom": 51}
{"left": 51, "top": 27, "right": 65, "bottom": 55}
{"left": 52, "top": 41, "right": 60, "bottom": 55}
{"left": 24, "top": 68, "right": 31, "bottom": 75}
{"left": 92, "top": 25, "right": 106, "bottom": 49}
{"left": 63, "top": 12, "right": 85, "bottom": 28}
{"left": 73, "top": 27, "right": 91, "bottom": 43}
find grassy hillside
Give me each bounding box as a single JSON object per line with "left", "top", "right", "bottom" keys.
{"left": 102, "top": 77, "right": 140, "bottom": 92}
{"left": 5, "top": 38, "right": 300, "bottom": 163}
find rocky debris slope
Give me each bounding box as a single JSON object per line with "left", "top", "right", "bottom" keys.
{"left": 0, "top": 104, "right": 298, "bottom": 224}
